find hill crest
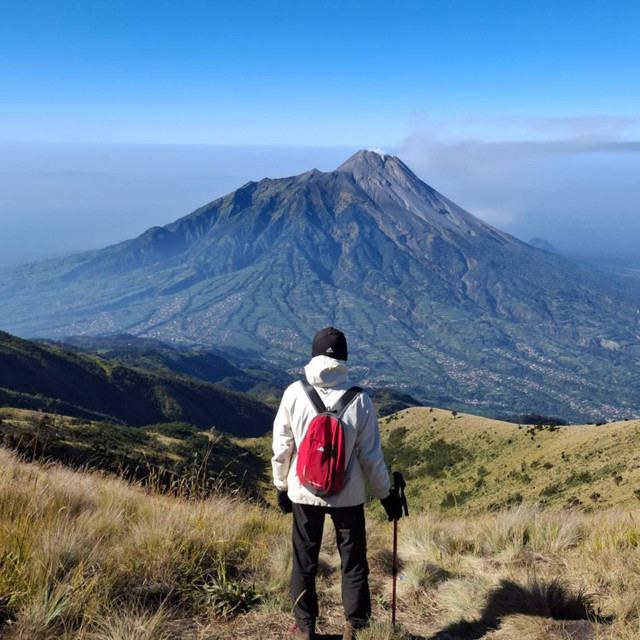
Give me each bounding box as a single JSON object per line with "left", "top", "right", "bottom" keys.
{"left": 380, "top": 406, "right": 640, "bottom": 512}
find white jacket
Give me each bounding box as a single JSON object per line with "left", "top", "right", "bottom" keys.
{"left": 271, "top": 355, "right": 391, "bottom": 507}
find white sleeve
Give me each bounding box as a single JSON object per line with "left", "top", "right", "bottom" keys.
{"left": 355, "top": 393, "right": 391, "bottom": 499}
{"left": 271, "top": 387, "right": 296, "bottom": 491}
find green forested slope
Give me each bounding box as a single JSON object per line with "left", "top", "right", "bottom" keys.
{"left": 0, "top": 331, "right": 274, "bottom": 436}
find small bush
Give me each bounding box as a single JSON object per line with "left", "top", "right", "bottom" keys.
{"left": 195, "top": 567, "right": 262, "bottom": 618}
{"left": 421, "top": 439, "right": 467, "bottom": 478}
{"left": 487, "top": 492, "right": 525, "bottom": 512}
{"left": 565, "top": 471, "right": 593, "bottom": 488}
{"left": 540, "top": 483, "right": 562, "bottom": 497}
{"left": 507, "top": 470, "right": 531, "bottom": 484}
{"left": 440, "top": 490, "right": 470, "bottom": 508}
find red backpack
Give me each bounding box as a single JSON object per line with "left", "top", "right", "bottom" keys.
{"left": 296, "top": 380, "right": 362, "bottom": 497}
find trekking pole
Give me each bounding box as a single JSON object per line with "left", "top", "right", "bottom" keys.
{"left": 391, "top": 471, "right": 408, "bottom": 627}
{"left": 391, "top": 513, "right": 398, "bottom": 626}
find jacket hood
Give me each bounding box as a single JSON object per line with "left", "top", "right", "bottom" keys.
{"left": 304, "top": 355, "right": 349, "bottom": 388}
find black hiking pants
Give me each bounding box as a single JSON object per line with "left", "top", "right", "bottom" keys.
{"left": 291, "top": 502, "right": 371, "bottom": 632}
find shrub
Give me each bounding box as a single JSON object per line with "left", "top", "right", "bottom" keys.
{"left": 507, "top": 470, "right": 531, "bottom": 484}
{"left": 505, "top": 492, "right": 524, "bottom": 506}
{"left": 194, "top": 565, "right": 262, "bottom": 618}
{"left": 487, "top": 493, "right": 524, "bottom": 511}
{"left": 540, "top": 483, "right": 562, "bottom": 497}
{"left": 565, "top": 471, "right": 593, "bottom": 488}
{"left": 420, "top": 439, "right": 467, "bottom": 478}
{"left": 440, "top": 490, "right": 470, "bottom": 508}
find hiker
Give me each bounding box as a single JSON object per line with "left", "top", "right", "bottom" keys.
{"left": 272, "top": 327, "right": 404, "bottom": 640}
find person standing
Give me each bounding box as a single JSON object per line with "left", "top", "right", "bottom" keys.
{"left": 272, "top": 327, "right": 403, "bottom": 640}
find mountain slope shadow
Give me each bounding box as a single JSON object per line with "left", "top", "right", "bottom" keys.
{"left": 427, "top": 578, "right": 608, "bottom": 640}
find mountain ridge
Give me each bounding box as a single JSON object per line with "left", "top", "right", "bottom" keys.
{"left": 0, "top": 330, "right": 275, "bottom": 435}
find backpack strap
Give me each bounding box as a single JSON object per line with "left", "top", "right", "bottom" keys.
{"left": 301, "top": 380, "right": 328, "bottom": 414}
{"left": 332, "top": 386, "right": 362, "bottom": 416}
{"left": 301, "top": 380, "right": 362, "bottom": 415}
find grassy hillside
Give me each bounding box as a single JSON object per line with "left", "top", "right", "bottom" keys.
{"left": 3, "top": 445, "right": 640, "bottom": 638}
{"left": 242, "top": 406, "right": 640, "bottom": 515}
{"left": 0, "top": 407, "right": 269, "bottom": 499}
{"left": 0, "top": 331, "right": 274, "bottom": 436}
{"left": 379, "top": 407, "right": 640, "bottom": 513}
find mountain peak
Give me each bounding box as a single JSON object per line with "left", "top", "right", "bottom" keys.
{"left": 336, "top": 149, "right": 397, "bottom": 173}
{"left": 335, "top": 148, "right": 429, "bottom": 193}
{"left": 333, "top": 148, "right": 490, "bottom": 236}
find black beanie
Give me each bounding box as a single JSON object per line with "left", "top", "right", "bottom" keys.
{"left": 311, "top": 327, "right": 348, "bottom": 361}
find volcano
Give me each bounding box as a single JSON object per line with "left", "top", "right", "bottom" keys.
{"left": 1, "top": 150, "right": 639, "bottom": 421}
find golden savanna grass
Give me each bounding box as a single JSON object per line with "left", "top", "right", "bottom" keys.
{"left": 379, "top": 409, "right": 640, "bottom": 513}
{"left": 2, "top": 446, "right": 640, "bottom": 639}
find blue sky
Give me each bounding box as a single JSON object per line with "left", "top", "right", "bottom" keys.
{"left": 1, "top": 0, "right": 639, "bottom": 263}
{"left": 3, "top": 0, "right": 639, "bottom": 145}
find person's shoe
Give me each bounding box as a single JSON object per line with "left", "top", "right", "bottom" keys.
{"left": 289, "top": 623, "right": 314, "bottom": 640}
{"left": 342, "top": 621, "right": 356, "bottom": 640}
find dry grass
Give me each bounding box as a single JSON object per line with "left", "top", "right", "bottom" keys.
{"left": 0, "top": 447, "right": 284, "bottom": 639}
{"left": 2, "top": 446, "right": 640, "bottom": 639}
{"left": 379, "top": 409, "right": 640, "bottom": 514}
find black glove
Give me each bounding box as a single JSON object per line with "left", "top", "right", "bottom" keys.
{"left": 380, "top": 489, "right": 403, "bottom": 522}
{"left": 277, "top": 490, "right": 293, "bottom": 514}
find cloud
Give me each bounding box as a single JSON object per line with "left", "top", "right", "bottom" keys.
{"left": 405, "top": 113, "right": 640, "bottom": 145}
{"left": 396, "top": 115, "right": 640, "bottom": 255}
